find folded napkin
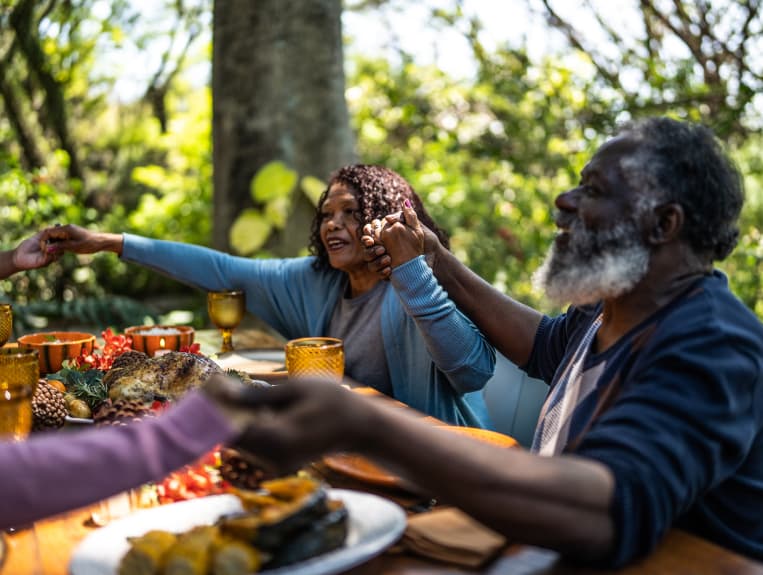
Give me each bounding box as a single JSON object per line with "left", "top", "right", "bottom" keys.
{"left": 401, "top": 507, "right": 507, "bottom": 568}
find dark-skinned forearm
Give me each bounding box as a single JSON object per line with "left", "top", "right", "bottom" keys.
{"left": 93, "top": 232, "right": 125, "bottom": 256}
{"left": 359, "top": 401, "right": 615, "bottom": 561}
{"left": 430, "top": 245, "right": 543, "bottom": 365}
{"left": 0, "top": 250, "right": 17, "bottom": 279}
{"left": 39, "top": 225, "right": 124, "bottom": 257}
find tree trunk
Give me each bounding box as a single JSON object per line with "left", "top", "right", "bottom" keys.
{"left": 10, "top": 0, "right": 83, "bottom": 182}
{"left": 212, "top": 0, "right": 355, "bottom": 255}
{"left": 0, "top": 52, "right": 44, "bottom": 171}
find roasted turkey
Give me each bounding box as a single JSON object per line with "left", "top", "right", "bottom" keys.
{"left": 104, "top": 350, "right": 223, "bottom": 402}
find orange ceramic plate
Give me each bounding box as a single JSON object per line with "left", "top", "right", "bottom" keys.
{"left": 323, "top": 453, "right": 400, "bottom": 487}
{"left": 323, "top": 425, "right": 518, "bottom": 488}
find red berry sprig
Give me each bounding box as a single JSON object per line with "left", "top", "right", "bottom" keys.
{"left": 70, "top": 328, "right": 133, "bottom": 371}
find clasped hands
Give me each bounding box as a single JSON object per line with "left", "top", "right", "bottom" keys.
{"left": 361, "top": 201, "right": 427, "bottom": 277}
{"left": 202, "top": 374, "right": 380, "bottom": 475}
{"left": 36, "top": 223, "right": 119, "bottom": 256}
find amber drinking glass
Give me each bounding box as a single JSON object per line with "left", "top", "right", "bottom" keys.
{"left": 0, "top": 348, "right": 39, "bottom": 440}
{"left": 207, "top": 290, "right": 246, "bottom": 354}
{"left": 285, "top": 337, "right": 344, "bottom": 383}
{"left": 0, "top": 304, "right": 12, "bottom": 347}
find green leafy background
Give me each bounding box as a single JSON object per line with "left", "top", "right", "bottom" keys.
{"left": 1, "top": 1, "right": 761, "bottom": 333}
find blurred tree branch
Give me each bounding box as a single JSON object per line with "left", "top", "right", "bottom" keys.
{"left": 536, "top": 0, "right": 762, "bottom": 140}
{"left": 9, "top": 0, "right": 83, "bottom": 180}
{"left": 144, "top": 0, "right": 206, "bottom": 133}
{"left": 0, "top": 39, "right": 44, "bottom": 170}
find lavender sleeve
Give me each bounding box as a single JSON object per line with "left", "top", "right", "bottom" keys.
{"left": 0, "top": 391, "right": 238, "bottom": 529}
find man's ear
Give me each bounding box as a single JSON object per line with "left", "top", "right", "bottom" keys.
{"left": 648, "top": 202, "right": 683, "bottom": 244}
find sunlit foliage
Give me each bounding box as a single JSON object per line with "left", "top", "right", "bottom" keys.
{"left": 0, "top": 0, "right": 761, "bottom": 328}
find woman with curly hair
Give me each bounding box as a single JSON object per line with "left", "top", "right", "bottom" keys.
{"left": 43, "top": 165, "right": 494, "bottom": 427}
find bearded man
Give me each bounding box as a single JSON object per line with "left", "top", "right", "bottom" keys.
{"left": 212, "top": 117, "right": 763, "bottom": 567}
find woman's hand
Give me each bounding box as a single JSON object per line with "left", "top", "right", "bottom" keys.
{"left": 361, "top": 201, "right": 424, "bottom": 271}
{"left": 12, "top": 231, "right": 60, "bottom": 272}
{"left": 38, "top": 224, "right": 125, "bottom": 256}
{"left": 362, "top": 220, "right": 394, "bottom": 279}
{"left": 362, "top": 202, "right": 444, "bottom": 277}
{"left": 378, "top": 201, "right": 425, "bottom": 268}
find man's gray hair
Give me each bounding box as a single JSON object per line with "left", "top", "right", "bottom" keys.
{"left": 615, "top": 117, "right": 743, "bottom": 262}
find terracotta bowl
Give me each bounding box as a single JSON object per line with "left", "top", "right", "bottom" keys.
{"left": 17, "top": 331, "right": 96, "bottom": 375}
{"left": 124, "top": 325, "right": 195, "bottom": 357}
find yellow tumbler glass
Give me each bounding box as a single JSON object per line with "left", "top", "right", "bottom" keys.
{"left": 0, "top": 348, "right": 39, "bottom": 440}
{"left": 285, "top": 337, "right": 344, "bottom": 383}
{"left": 0, "top": 304, "right": 12, "bottom": 347}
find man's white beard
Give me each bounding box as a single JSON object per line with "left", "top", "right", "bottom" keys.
{"left": 532, "top": 219, "right": 650, "bottom": 307}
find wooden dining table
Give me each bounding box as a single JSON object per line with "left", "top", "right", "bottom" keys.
{"left": 2, "top": 329, "right": 763, "bottom": 575}
{"left": 3, "top": 472, "right": 763, "bottom": 575}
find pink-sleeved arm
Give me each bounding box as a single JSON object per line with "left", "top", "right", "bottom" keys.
{"left": 0, "top": 391, "right": 238, "bottom": 529}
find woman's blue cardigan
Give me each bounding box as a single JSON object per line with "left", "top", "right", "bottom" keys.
{"left": 122, "top": 234, "right": 494, "bottom": 428}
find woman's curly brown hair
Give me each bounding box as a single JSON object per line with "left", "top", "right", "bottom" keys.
{"left": 309, "top": 165, "right": 449, "bottom": 271}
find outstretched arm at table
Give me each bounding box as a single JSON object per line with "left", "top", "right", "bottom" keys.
{"left": 38, "top": 224, "right": 125, "bottom": 256}
{"left": 0, "top": 391, "right": 240, "bottom": 529}
{"left": 220, "top": 379, "right": 615, "bottom": 563}
{"left": 363, "top": 204, "right": 542, "bottom": 366}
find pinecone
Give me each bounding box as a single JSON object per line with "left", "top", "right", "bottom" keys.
{"left": 220, "top": 448, "right": 277, "bottom": 489}
{"left": 32, "top": 380, "right": 68, "bottom": 431}
{"left": 93, "top": 399, "right": 156, "bottom": 427}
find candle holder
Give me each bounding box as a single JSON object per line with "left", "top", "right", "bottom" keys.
{"left": 125, "top": 325, "right": 195, "bottom": 357}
